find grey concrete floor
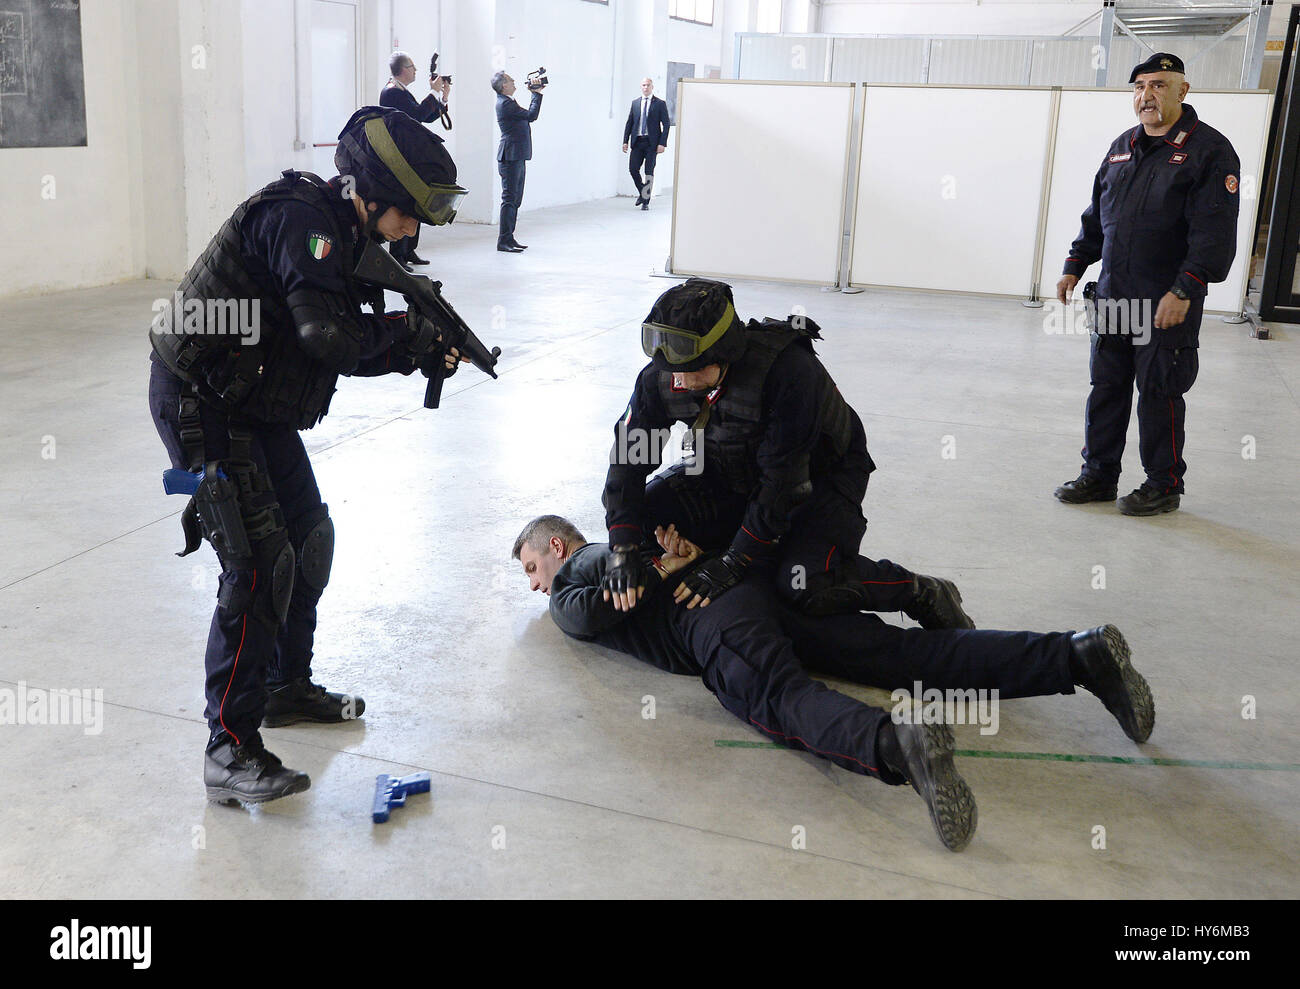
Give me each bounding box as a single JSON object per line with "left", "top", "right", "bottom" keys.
{"left": 1, "top": 193, "right": 1297, "bottom": 899}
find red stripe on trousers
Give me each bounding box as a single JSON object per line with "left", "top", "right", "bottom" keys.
{"left": 218, "top": 570, "right": 256, "bottom": 745}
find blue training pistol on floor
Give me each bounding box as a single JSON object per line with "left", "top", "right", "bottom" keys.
{"left": 372, "top": 772, "right": 432, "bottom": 823}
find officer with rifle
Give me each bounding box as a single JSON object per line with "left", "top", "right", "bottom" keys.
{"left": 148, "top": 106, "right": 499, "bottom": 806}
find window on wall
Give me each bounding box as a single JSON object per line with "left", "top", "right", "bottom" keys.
{"left": 669, "top": 0, "right": 714, "bottom": 27}
{"left": 756, "top": 0, "right": 782, "bottom": 34}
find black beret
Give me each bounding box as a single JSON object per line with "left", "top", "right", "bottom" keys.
{"left": 1129, "top": 53, "right": 1185, "bottom": 83}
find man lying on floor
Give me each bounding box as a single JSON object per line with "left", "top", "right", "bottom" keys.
{"left": 512, "top": 514, "right": 1155, "bottom": 852}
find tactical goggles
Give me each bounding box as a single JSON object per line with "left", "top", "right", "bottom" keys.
{"left": 363, "top": 117, "right": 468, "bottom": 225}
{"left": 642, "top": 300, "right": 736, "bottom": 364}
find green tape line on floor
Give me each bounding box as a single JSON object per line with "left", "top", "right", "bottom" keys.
{"left": 713, "top": 740, "right": 1300, "bottom": 771}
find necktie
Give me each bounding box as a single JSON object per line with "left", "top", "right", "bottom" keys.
{"left": 639, "top": 98, "right": 648, "bottom": 137}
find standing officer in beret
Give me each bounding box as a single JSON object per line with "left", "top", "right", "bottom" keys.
{"left": 1054, "top": 53, "right": 1240, "bottom": 516}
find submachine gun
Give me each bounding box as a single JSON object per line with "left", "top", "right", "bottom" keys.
{"left": 353, "top": 238, "right": 501, "bottom": 409}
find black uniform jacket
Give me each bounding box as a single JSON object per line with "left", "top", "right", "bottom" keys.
{"left": 603, "top": 339, "right": 873, "bottom": 562}
{"left": 1063, "top": 103, "right": 1241, "bottom": 348}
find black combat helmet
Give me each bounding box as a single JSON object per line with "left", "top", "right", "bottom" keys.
{"left": 642, "top": 278, "right": 748, "bottom": 372}
{"left": 335, "top": 106, "right": 467, "bottom": 226}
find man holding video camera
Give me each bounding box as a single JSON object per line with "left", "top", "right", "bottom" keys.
{"left": 492, "top": 69, "right": 545, "bottom": 253}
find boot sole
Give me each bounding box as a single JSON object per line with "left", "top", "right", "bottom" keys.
{"left": 262, "top": 711, "right": 363, "bottom": 728}
{"left": 206, "top": 775, "right": 311, "bottom": 806}
{"left": 905, "top": 722, "right": 978, "bottom": 852}
{"left": 1117, "top": 497, "right": 1180, "bottom": 517}
{"left": 1096, "top": 624, "right": 1155, "bottom": 742}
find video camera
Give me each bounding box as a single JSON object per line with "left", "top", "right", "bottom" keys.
{"left": 526, "top": 67, "right": 548, "bottom": 90}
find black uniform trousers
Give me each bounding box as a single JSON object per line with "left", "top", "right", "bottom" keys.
{"left": 149, "top": 361, "right": 326, "bottom": 744}
{"left": 629, "top": 135, "right": 658, "bottom": 202}
{"left": 642, "top": 463, "right": 918, "bottom": 611}
{"left": 1082, "top": 333, "right": 1200, "bottom": 494}
{"left": 673, "top": 580, "right": 1076, "bottom": 782}
{"left": 498, "top": 159, "right": 526, "bottom": 246}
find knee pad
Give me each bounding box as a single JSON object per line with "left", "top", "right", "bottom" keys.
{"left": 269, "top": 542, "right": 296, "bottom": 626}
{"left": 236, "top": 535, "right": 295, "bottom": 629}
{"left": 299, "top": 509, "right": 335, "bottom": 592}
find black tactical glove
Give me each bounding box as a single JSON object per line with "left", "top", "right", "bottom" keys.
{"left": 602, "top": 544, "right": 645, "bottom": 597}
{"left": 675, "top": 549, "right": 749, "bottom": 607}
{"left": 407, "top": 312, "right": 458, "bottom": 379}
{"left": 405, "top": 311, "right": 443, "bottom": 358}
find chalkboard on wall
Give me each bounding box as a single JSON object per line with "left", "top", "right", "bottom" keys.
{"left": 0, "top": 0, "right": 87, "bottom": 148}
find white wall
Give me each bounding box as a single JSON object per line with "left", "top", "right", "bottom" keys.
{"left": 241, "top": 0, "right": 306, "bottom": 196}
{"left": 0, "top": 0, "right": 761, "bottom": 298}
{"left": 667, "top": 13, "right": 726, "bottom": 75}
{"left": 493, "top": 0, "right": 622, "bottom": 212}
{"left": 819, "top": 1, "right": 1118, "bottom": 36}
{"left": 818, "top": 0, "right": 1292, "bottom": 39}
{"left": 0, "top": 0, "right": 142, "bottom": 297}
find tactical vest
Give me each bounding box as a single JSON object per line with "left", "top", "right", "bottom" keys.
{"left": 149, "top": 171, "right": 381, "bottom": 429}
{"left": 655, "top": 319, "right": 855, "bottom": 498}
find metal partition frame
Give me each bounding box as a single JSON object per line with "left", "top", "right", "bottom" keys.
{"left": 843, "top": 84, "right": 1269, "bottom": 314}
{"left": 668, "top": 78, "right": 1269, "bottom": 312}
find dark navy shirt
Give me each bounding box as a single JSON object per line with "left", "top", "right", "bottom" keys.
{"left": 548, "top": 543, "right": 700, "bottom": 675}
{"left": 1063, "top": 103, "right": 1241, "bottom": 347}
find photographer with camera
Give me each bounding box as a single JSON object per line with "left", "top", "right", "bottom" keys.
{"left": 380, "top": 50, "right": 451, "bottom": 269}
{"left": 491, "top": 69, "right": 546, "bottom": 253}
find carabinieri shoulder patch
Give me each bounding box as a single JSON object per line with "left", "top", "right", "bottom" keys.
{"left": 306, "top": 232, "right": 333, "bottom": 260}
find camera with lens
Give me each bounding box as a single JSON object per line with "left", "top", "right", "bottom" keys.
{"left": 526, "top": 67, "right": 548, "bottom": 90}
{"left": 429, "top": 51, "right": 451, "bottom": 85}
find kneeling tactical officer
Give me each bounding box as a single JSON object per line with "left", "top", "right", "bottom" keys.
{"left": 148, "top": 107, "right": 468, "bottom": 804}
{"left": 601, "top": 278, "right": 973, "bottom": 626}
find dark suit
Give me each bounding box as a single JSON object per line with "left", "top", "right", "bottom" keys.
{"left": 379, "top": 82, "right": 446, "bottom": 263}
{"left": 496, "top": 90, "right": 543, "bottom": 246}
{"left": 623, "top": 94, "right": 670, "bottom": 202}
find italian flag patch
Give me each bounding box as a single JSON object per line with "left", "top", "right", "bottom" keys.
{"left": 306, "top": 232, "right": 333, "bottom": 260}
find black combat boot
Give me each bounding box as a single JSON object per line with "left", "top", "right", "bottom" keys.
{"left": 1054, "top": 473, "right": 1118, "bottom": 504}
{"left": 1117, "top": 483, "right": 1180, "bottom": 517}
{"left": 1069, "top": 625, "right": 1155, "bottom": 743}
{"left": 878, "top": 719, "right": 977, "bottom": 852}
{"left": 264, "top": 677, "right": 365, "bottom": 727}
{"left": 903, "top": 576, "right": 976, "bottom": 629}
{"left": 204, "top": 732, "right": 310, "bottom": 805}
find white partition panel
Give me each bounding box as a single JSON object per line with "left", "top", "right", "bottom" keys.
{"left": 1042, "top": 90, "right": 1271, "bottom": 314}
{"left": 670, "top": 80, "right": 854, "bottom": 285}
{"left": 850, "top": 86, "right": 1053, "bottom": 295}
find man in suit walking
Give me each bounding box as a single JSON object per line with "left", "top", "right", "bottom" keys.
{"left": 380, "top": 51, "right": 449, "bottom": 268}
{"left": 493, "top": 70, "right": 544, "bottom": 253}
{"left": 623, "top": 77, "right": 670, "bottom": 210}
